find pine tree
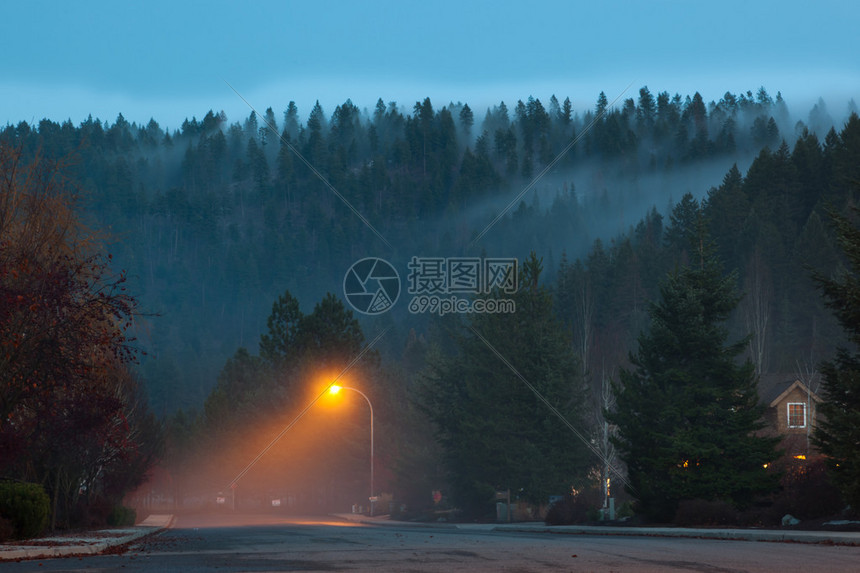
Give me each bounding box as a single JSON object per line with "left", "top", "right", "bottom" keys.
{"left": 305, "top": 100, "right": 327, "bottom": 168}
{"left": 812, "top": 207, "right": 860, "bottom": 510}
{"left": 637, "top": 86, "right": 656, "bottom": 132}
{"left": 664, "top": 192, "right": 703, "bottom": 262}
{"left": 595, "top": 91, "right": 608, "bottom": 117}
{"left": 459, "top": 103, "right": 474, "bottom": 140}
{"left": 259, "top": 290, "right": 303, "bottom": 367}
{"left": 419, "top": 253, "right": 589, "bottom": 516}
{"left": 283, "top": 101, "right": 300, "bottom": 139}
{"left": 608, "top": 217, "right": 779, "bottom": 522}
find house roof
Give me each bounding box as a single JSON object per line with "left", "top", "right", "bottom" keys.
{"left": 758, "top": 374, "right": 822, "bottom": 407}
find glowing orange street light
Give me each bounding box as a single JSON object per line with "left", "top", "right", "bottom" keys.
{"left": 329, "top": 385, "right": 375, "bottom": 515}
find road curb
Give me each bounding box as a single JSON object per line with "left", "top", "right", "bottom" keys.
{"left": 491, "top": 524, "right": 860, "bottom": 545}
{"left": 332, "top": 513, "right": 459, "bottom": 529}
{"left": 360, "top": 519, "right": 460, "bottom": 529}
{"left": 0, "top": 514, "right": 174, "bottom": 562}
{"left": 331, "top": 513, "right": 860, "bottom": 545}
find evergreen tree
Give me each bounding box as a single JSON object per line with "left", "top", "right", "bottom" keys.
{"left": 608, "top": 223, "right": 779, "bottom": 522}
{"left": 204, "top": 347, "right": 263, "bottom": 429}
{"left": 259, "top": 290, "right": 303, "bottom": 367}
{"left": 459, "top": 103, "right": 474, "bottom": 140}
{"left": 595, "top": 91, "right": 608, "bottom": 117}
{"left": 664, "top": 192, "right": 703, "bottom": 262}
{"left": 420, "top": 253, "right": 589, "bottom": 516}
{"left": 305, "top": 100, "right": 327, "bottom": 167}
{"left": 297, "top": 292, "right": 366, "bottom": 367}
{"left": 637, "top": 86, "right": 656, "bottom": 132}
{"left": 812, "top": 207, "right": 860, "bottom": 510}
{"left": 283, "top": 101, "right": 300, "bottom": 139}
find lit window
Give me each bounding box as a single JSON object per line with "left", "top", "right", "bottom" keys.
{"left": 787, "top": 403, "right": 806, "bottom": 428}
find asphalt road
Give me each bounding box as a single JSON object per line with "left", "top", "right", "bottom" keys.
{"left": 4, "top": 513, "right": 860, "bottom": 572}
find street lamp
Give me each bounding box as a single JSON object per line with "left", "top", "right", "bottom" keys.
{"left": 329, "top": 385, "right": 375, "bottom": 515}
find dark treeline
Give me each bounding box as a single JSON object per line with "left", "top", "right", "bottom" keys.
{"left": 556, "top": 115, "right": 860, "bottom": 389}
{"left": 3, "top": 86, "right": 850, "bottom": 414}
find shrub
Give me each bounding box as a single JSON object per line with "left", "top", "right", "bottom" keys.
{"left": 773, "top": 457, "right": 844, "bottom": 520}
{"left": 673, "top": 499, "right": 737, "bottom": 526}
{"left": 616, "top": 501, "right": 634, "bottom": 519}
{"left": 107, "top": 505, "right": 137, "bottom": 527}
{"left": 0, "top": 481, "right": 50, "bottom": 539}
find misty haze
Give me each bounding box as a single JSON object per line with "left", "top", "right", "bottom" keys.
{"left": 2, "top": 2, "right": 860, "bottom": 570}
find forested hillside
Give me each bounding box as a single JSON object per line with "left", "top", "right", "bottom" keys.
{"left": 2, "top": 86, "right": 854, "bottom": 414}
{"left": 556, "top": 115, "right": 860, "bottom": 390}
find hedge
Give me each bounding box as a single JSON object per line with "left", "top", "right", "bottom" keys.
{"left": 0, "top": 481, "right": 50, "bottom": 539}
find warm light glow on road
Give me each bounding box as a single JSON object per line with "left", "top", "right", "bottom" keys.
{"left": 324, "top": 383, "right": 376, "bottom": 515}
{"left": 171, "top": 513, "right": 364, "bottom": 529}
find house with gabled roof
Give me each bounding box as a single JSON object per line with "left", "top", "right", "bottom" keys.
{"left": 758, "top": 375, "right": 823, "bottom": 459}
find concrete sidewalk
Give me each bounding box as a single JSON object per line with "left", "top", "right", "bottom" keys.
{"left": 332, "top": 513, "right": 860, "bottom": 545}
{"left": 0, "top": 514, "right": 173, "bottom": 561}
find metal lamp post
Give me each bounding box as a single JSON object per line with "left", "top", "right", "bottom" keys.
{"left": 329, "top": 385, "right": 375, "bottom": 516}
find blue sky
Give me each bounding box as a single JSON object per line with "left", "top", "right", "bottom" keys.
{"left": 2, "top": 0, "right": 858, "bottom": 130}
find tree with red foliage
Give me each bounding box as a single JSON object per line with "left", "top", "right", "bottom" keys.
{"left": 0, "top": 142, "right": 160, "bottom": 529}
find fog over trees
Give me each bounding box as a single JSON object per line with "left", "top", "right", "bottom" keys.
{"left": 3, "top": 85, "right": 860, "bottom": 522}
